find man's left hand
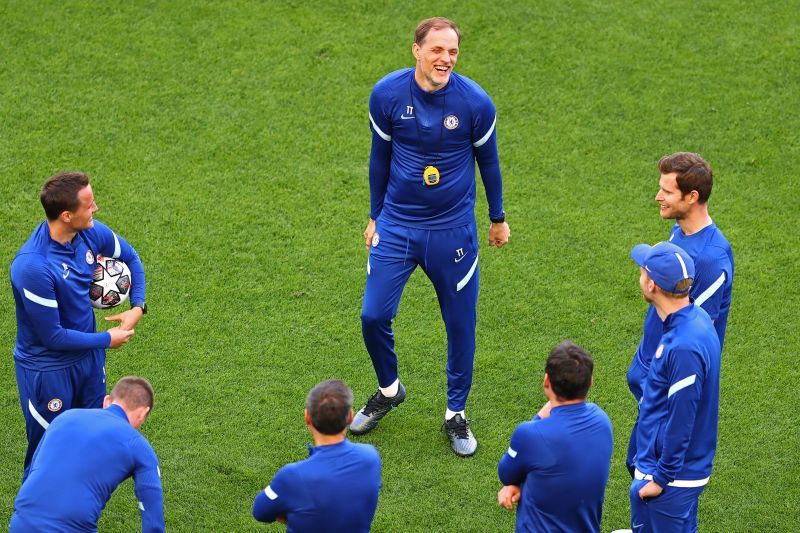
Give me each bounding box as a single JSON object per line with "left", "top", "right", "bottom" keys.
{"left": 638, "top": 480, "right": 663, "bottom": 500}
{"left": 105, "top": 307, "right": 144, "bottom": 331}
{"left": 488, "top": 222, "right": 510, "bottom": 248}
{"left": 497, "top": 485, "right": 521, "bottom": 510}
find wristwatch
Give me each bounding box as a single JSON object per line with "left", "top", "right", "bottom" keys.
{"left": 490, "top": 211, "right": 506, "bottom": 224}
{"left": 131, "top": 302, "right": 148, "bottom": 315}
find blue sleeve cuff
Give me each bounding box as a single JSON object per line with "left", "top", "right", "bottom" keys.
{"left": 653, "top": 472, "right": 671, "bottom": 488}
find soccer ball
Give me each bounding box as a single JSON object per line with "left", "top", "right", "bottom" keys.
{"left": 90, "top": 256, "right": 132, "bottom": 309}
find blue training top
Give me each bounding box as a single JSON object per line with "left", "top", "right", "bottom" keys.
{"left": 498, "top": 403, "right": 613, "bottom": 533}
{"left": 253, "top": 439, "right": 381, "bottom": 532}
{"left": 368, "top": 68, "right": 504, "bottom": 228}
{"left": 10, "top": 220, "right": 146, "bottom": 371}
{"left": 635, "top": 304, "right": 721, "bottom": 487}
{"left": 628, "top": 222, "right": 733, "bottom": 400}
{"left": 10, "top": 404, "right": 164, "bottom": 532}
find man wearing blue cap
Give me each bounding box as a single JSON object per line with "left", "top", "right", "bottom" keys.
{"left": 626, "top": 153, "right": 733, "bottom": 475}
{"left": 628, "top": 242, "right": 721, "bottom": 532}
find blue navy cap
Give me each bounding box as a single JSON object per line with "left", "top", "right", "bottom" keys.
{"left": 631, "top": 242, "right": 695, "bottom": 294}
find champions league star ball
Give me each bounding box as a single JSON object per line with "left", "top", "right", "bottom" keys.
{"left": 90, "top": 256, "right": 132, "bottom": 309}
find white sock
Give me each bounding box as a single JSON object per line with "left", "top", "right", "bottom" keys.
{"left": 379, "top": 379, "right": 399, "bottom": 398}
{"left": 445, "top": 409, "right": 465, "bottom": 421}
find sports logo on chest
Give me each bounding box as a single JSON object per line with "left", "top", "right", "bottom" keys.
{"left": 443, "top": 115, "right": 459, "bottom": 130}
{"left": 655, "top": 344, "right": 665, "bottom": 359}
{"left": 86, "top": 249, "right": 95, "bottom": 264}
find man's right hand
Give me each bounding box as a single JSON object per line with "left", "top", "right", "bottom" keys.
{"left": 363, "top": 219, "right": 377, "bottom": 250}
{"left": 108, "top": 327, "right": 135, "bottom": 348}
{"left": 497, "top": 485, "right": 521, "bottom": 510}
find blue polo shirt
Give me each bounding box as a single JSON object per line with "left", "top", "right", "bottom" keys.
{"left": 498, "top": 403, "right": 613, "bottom": 532}
{"left": 10, "top": 404, "right": 164, "bottom": 532}
{"left": 635, "top": 304, "right": 721, "bottom": 487}
{"left": 10, "top": 220, "right": 146, "bottom": 371}
{"left": 253, "top": 439, "right": 381, "bottom": 532}
{"left": 368, "top": 68, "right": 504, "bottom": 228}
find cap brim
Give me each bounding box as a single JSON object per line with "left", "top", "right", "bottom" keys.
{"left": 630, "top": 244, "right": 652, "bottom": 267}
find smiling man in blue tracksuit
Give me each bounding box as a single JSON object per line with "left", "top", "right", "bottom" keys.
{"left": 629, "top": 241, "right": 721, "bottom": 532}
{"left": 10, "top": 171, "right": 148, "bottom": 478}
{"left": 351, "top": 17, "right": 511, "bottom": 457}
{"left": 626, "top": 153, "right": 733, "bottom": 475}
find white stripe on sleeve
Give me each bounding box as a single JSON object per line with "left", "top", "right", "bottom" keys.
{"left": 694, "top": 272, "right": 726, "bottom": 306}
{"left": 23, "top": 288, "right": 58, "bottom": 308}
{"left": 507, "top": 447, "right": 518, "bottom": 458}
{"left": 668, "top": 374, "right": 697, "bottom": 398}
{"left": 138, "top": 501, "right": 145, "bottom": 511}
{"left": 265, "top": 485, "right": 278, "bottom": 500}
{"left": 369, "top": 113, "right": 391, "bottom": 142}
{"left": 473, "top": 115, "right": 497, "bottom": 148}
{"left": 113, "top": 233, "right": 121, "bottom": 258}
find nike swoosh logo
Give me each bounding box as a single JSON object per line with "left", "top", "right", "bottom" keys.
{"left": 400, "top": 115, "right": 415, "bottom": 120}
{"left": 454, "top": 255, "right": 467, "bottom": 263}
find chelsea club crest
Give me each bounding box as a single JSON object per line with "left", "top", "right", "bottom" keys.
{"left": 86, "top": 249, "right": 95, "bottom": 264}
{"left": 443, "top": 115, "right": 459, "bottom": 130}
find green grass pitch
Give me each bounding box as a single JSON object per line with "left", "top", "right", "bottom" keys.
{"left": 1, "top": 1, "right": 798, "bottom": 531}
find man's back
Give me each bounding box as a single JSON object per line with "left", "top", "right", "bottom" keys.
{"left": 11, "top": 405, "right": 163, "bottom": 532}
{"left": 254, "top": 439, "right": 381, "bottom": 532}
{"left": 498, "top": 403, "right": 613, "bottom": 532}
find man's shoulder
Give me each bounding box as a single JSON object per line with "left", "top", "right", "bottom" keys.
{"left": 665, "top": 308, "right": 718, "bottom": 352}
{"left": 13, "top": 223, "right": 50, "bottom": 261}
{"left": 705, "top": 225, "right": 733, "bottom": 259}
{"left": 373, "top": 68, "right": 414, "bottom": 95}
{"left": 583, "top": 402, "right": 613, "bottom": 429}
{"left": 346, "top": 441, "right": 382, "bottom": 463}
{"left": 451, "top": 72, "right": 489, "bottom": 94}
{"left": 79, "top": 219, "right": 113, "bottom": 242}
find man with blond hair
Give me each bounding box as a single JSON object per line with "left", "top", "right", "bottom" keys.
{"left": 353, "top": 17, "right": 511, "bottom": 457}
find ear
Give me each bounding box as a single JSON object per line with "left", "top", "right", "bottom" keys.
{"left": 304, "top": 408, "right": 312, "bottom": 427}
{"left": 543, "top": 373, "right": 550, "bottom": 390}
{"left": 412, "top": 42, "right": 421, "bottom": 61}
{"left": 102, "top": 395, "right": 112, "bottom": 408}
{"left": 348, "top": 409, "right": 354, "bottom": 424}
{"left": 647, "top": 278, "right": 657, "bottom": 294}
{"left": 686, "top": 189, "right": 700, "bottom": 205}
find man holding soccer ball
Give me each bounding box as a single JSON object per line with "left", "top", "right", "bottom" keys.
{"left": 352, "top": 17, "right": 510, "bottom": 456}
{"left": 9, "top": 171, "right": 148, "bottom": 479}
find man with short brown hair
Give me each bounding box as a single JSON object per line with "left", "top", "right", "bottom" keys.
{"left": 625, "top": 153, "right": 733, "bottom": 474}
{"left": 10, "top": 171, "right": 148, "bottom": 479}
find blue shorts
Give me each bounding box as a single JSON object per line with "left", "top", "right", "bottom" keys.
{"left": 14, "top": 351, "right": 106, "bottom": 479}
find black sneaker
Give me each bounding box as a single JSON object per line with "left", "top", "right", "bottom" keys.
{"left": 444, "top": 414, "right": 477, "bottom": 457}
{"left": 349, "top": 382, "right": 407, "bottom": 435}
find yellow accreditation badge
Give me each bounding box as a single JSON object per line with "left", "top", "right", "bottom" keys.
{"left": 423, "top": 165, "right": 441, "bottom": 186}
